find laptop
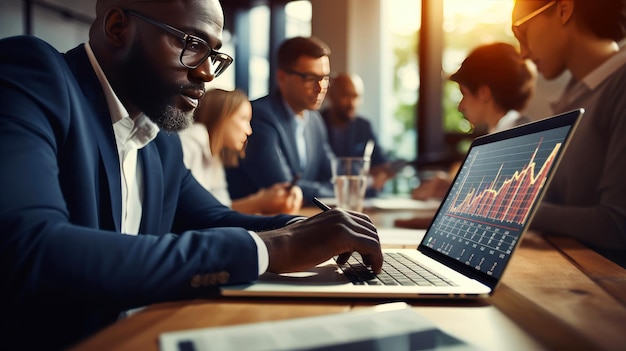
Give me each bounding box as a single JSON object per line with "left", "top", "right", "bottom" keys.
{"left": 222, "top": 109, "right": 583, "bottom": 299}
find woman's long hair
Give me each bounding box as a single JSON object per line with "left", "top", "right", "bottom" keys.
{"left": 194, "top": 88, "right": 250, "bottom": 167}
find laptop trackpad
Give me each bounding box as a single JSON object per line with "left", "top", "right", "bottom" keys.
{"left": 256, "top": 259, "right": 349, "bottom": 285}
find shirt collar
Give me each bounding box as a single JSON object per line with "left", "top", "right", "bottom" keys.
{"left": 281, "top": 98, "right": 310, "bottom": 122}
{"left": 582, "top": 48, "right": 626, "bottom": 90}
{"left": 492, "top": 110, "right": 521, "bottom": 133}
{"left": 551, "top": 49, "right": 626, "bottom": 112}
{"left": 84, "top": 42, "right": 159, "bottom": 147}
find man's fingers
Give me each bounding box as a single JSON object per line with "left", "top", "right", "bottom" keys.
{"left": 335, "top": 209, "right": 376, "bottom": 233}
{"left": 362, "top": 253, "right": 383, "bottom": 273}
{"left": 336, "top": 252, "right": 351, "bottom": 265}
{"left": 337, "top": 251, "right": 383, "bottom": 274}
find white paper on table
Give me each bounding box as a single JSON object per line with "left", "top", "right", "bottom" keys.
{"left": 377, "top": 227, "right": 427, "bottom": 247}
{"left": 159, "top": 302, "right": 478, "bottom": 351}
{"left": 316, "top": 197, "right": 441, "bottom": 211}
{"left": 367, "top": 197, "right": 441, "bottom": 211}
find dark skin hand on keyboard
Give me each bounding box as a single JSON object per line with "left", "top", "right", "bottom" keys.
{"left": 260, "top": 209, "right": 383, "bottom": 274}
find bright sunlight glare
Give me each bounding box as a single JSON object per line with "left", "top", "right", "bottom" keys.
{"left": 388, "top": 0, "right": 515, "bottom": 34}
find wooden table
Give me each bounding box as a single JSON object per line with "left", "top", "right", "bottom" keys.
{"left": 71, "top": 207, "right": 626, "bottom": 351}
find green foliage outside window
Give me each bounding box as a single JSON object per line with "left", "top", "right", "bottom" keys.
{"left": 387, "top": 1, "right": 517, "bottom": 160}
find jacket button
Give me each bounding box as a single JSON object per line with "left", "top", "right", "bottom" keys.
{"left": 216, "top": 271, "right": 230, "bottom": 284}
{"left": 190, "top": 275, "right": 203, "bottom": 288}
{"left": 202, "top": 273, "right": 217, "bottom": 286}
{"left": 190, "top": 271, "right": 231, "bottom": 287}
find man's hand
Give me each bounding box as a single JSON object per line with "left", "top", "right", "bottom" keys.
{"left": 411, "top": 172, "right": 451, "bottom": 201}
{"left": 259, "top": 209, "right": 383, "bottom": 274}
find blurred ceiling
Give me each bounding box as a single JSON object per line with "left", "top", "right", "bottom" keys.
{"left": 29, "top": 0, "right": 276, "bottom": 24}
{"left": 28, "top": 0, "right": 286, "bottom": 32}
{"left": 36, "top": 0, "right": 95, "bottom": 19}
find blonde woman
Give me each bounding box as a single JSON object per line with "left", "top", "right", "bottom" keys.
{"left": 179, "top": 88, "right": 303, "bottom": 215}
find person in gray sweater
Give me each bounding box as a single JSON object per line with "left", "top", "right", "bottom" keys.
{"left": 512, "top": 0, "right": 626, "bottom": 267}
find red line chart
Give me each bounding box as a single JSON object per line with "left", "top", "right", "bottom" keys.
{"left": 448, "top": 139, "right": 561, "bottom": 225}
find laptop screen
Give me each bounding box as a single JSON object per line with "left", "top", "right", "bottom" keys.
{"left": 419, "top": 110, "right": 580, "bottom": 282}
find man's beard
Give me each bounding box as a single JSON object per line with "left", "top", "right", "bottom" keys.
{"left": 150, "top": 105, "right": 193, "bottom": 132}
{"left": 117, "top": 40, "right": 195, "bottom": 132}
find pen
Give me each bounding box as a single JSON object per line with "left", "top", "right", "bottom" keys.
{"left": 312, "top": 197, "right": 332, "bottom": 211}
{"left": 286, "top": 173, "right": 300, "bottom": 191}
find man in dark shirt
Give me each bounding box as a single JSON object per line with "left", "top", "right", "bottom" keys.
{"left": 321, "top": 73, "right": 397, "bottom": 192}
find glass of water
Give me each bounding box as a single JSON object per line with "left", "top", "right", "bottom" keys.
{"left": 331, "top": 157, "right": 370, "bottom": 212}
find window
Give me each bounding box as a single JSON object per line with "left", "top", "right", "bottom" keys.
{"left": 243, "top": 1, "right": 312, "bottom": 100}
{"left": 383, "top": 0, "right": 517, "bottom": 162}
{"left": 385, "top": 0, "right": 421, "bottom": 162}
{"left": 248, "top": 5, "right": 271, "bottom": 99}
{"left": 285, "top": 1, "right": 312, "bottom": 37}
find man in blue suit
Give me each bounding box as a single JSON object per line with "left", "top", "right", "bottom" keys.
{"left": 226, "top": 37, "right": 336, "bottom": 204}
{"left": 0, "top": 1, "right": 382, "bottom": 349}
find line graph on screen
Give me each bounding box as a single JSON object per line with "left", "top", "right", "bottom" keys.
{"left": 448, "top": 139, "right": 561, "bottom": 226}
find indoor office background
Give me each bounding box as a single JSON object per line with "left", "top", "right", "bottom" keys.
{"left": 0, "top": 0, "right": 567, "bottom": 194}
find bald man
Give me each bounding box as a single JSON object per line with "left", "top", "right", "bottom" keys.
{"left": 321, "top": 73, "right": 396, "bottom": 192}
{"left": 0, "top": 1, "right": 382, "bottom": 348}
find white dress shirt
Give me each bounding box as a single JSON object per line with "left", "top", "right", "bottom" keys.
{"left": 84, "top": 43, "right": 158, "bottom": 235}
{"left": 295, "top": 113, "right": 309, "bottom": 170}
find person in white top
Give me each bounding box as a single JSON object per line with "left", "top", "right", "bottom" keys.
{"left": 408, "top": 42, "right": 534, "bottom": 205}
{"left": 180, "top": 88, "right": 303, "bottom": 214}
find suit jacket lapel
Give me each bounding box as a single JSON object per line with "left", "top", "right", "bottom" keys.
{"left": 269, "top": 91, "right": 302, "bottom": 173}
{"left": 64, "top": 45, "right": 122, "bottom": 232}
{"left": 138, "top": 143, "right": 163, "bottom": 234}
{"left": 302, "top": 116, "right": 318, "bottom": 177}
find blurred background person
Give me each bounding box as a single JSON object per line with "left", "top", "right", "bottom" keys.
{"left": 411, "top": 42, "right": 535, "bottom": 202}
{"left": 179, "top": 88, "right": 303, "bottom": 215}
{"left": 451, "top": 42, "right": 534, "bottom": 134}
{"left": 321, "top": 73, "right": 400, "bottom": 193}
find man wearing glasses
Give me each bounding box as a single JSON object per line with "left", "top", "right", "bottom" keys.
{"left": 0, "top": 1, "right": 382, "bottom": 349}
{"left": 226, "top": 36, "right": 337, "bottom": 205}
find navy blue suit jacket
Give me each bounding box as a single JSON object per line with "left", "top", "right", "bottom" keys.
{"left": 0, "top": 36, "right": 295, "bottom": 350}
{"left": 226, "top": 90, "right": 335, "bottom": 204}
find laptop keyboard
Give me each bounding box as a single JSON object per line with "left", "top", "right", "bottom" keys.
{"left": 340, "top": 252, "right": 457, "bottom": 287}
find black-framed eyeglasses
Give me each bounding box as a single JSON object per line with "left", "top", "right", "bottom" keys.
{"left": 125, "top": 10, "right": 233, "bottom": 77}
{"left": 284, "top": 69, "right": 330, "bottom": 88}
{"left": 512, "top": 1, "right": 556, "bottom": 46}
